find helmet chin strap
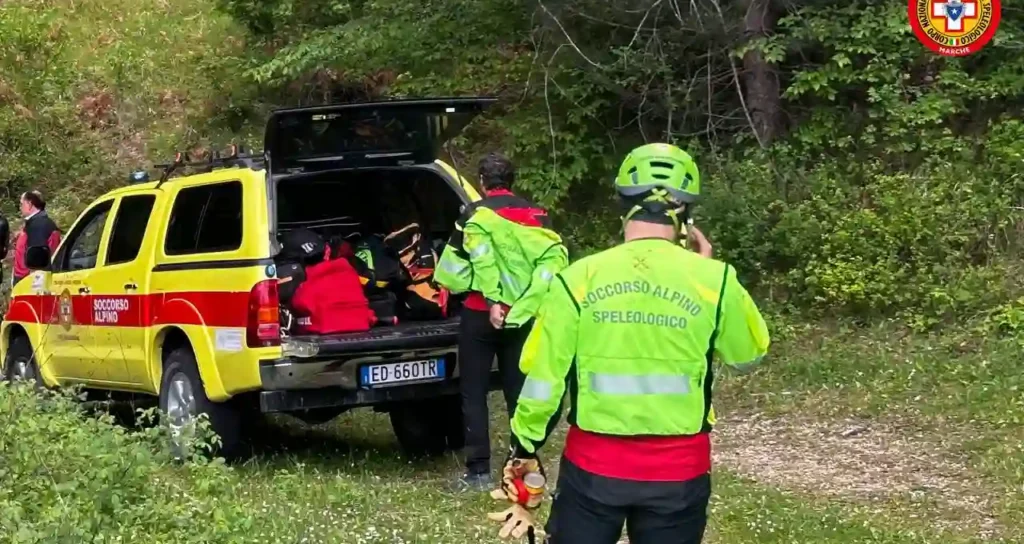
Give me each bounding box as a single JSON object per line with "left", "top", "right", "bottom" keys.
{"left": 620, "top": 201, "right": 688, "bottom": 242}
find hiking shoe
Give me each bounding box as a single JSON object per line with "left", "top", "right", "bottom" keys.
{"left": 449, "top": 471, "right": 494, "bottom": 493}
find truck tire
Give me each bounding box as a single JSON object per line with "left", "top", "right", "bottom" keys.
{"left": 159, "top": 346, "right": 242, "bottom": 460}
{"left": 2, "top": 335, "right": 43, "bottom": 387}
{"left": 389, "top": 395, "right": 464, "bottom": 456}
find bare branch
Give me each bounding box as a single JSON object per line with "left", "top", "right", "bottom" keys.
{"left": 543, "top": 45, "right": 562, "bottom": 185}
{"left": 567, "top": 6, "right": 649, "bottom": 30}
{"left": 537, "top": 0, "right": 604, "bottom": 69}
{"left": 666, "top": 79, "right": 673, "bottom": 141}
{"left": 628, "top": 0, "right": 664, "bottom": 50}
{"left": 521, "top": 15, "right": 545, "bottom": 105}
{"left": 705, "top": 46, "right": 719, "bottom": 153}
{"left": 544, "top": 73, "right": 558, "bottom": 180}
{"left": 707, "top": 0, "right": 767, "bottom": 149}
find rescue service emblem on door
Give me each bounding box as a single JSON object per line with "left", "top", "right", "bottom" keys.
{"left": 58, "top": 289, "right": 74, "bottom": 331}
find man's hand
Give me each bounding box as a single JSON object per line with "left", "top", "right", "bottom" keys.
{"left": 687, "top": 225, "right": 713, "bottom": 258}
{"left": 495, "top": 457, "right": 546, "bottom": 509}
{"left": 489, "top": 304, "right": 507, "bottom": 329}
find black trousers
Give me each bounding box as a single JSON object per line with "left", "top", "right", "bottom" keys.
{"left": 459, "top": 307, "right": 532, "bottom": 474}
{"left": 546, "top": 458, "right": 710, "bottom": 544}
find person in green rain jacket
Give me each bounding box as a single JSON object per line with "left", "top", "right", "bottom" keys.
{"left": 496, "top": 143, "right": 769, "bottom": 544}
{"left": 435, "top": 152, "right": 568, "bottom": 492}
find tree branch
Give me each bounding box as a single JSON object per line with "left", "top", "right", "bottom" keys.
{"left": 537, "top": 0, "right": 604, "bottom": 69}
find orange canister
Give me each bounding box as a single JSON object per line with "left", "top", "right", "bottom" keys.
{"left": 523, "top": 472, "right": 546, "bottom": 495}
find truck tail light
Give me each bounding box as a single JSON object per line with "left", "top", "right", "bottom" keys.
{"left": 247, "top": 279, "right": 280, "bottom": 348}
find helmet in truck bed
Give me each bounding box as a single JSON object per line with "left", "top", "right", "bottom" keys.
{"left": 279, "top": 228, "right": 327, "bottom": 264}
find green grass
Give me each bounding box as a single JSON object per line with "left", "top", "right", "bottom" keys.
{"left": 718, "top": 320, "right": 1024, "bottom": 534}
{"left": 204, "top": 402, "right": 1009, "bottom": 543}
{"left": 3, "top": 319, "right": 1023, "bottom": 543}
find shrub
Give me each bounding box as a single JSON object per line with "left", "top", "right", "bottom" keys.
{"left": 702, "top": 147, "right": 1023, "bottom": 325}
{"left": 0, "top": 383, "right": 257, "bottom": 542}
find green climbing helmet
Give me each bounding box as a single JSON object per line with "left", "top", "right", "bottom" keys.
{"left": 614, "top": 143, "right": 700, "bottom": 204}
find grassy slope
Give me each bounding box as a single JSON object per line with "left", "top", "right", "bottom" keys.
{"left": 0, "top": 0, "right": 255, "bottom": 227}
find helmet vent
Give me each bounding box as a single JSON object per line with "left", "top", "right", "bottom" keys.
{"left": 652, "top": 173, "right": 670, "bottom": 180}
{"left": 650, "top": 161, "right": 674, "bottom": 169}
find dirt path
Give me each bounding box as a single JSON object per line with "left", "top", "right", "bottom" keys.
{"left": 712, "top": 413, "right": 1003, "bottom": 540}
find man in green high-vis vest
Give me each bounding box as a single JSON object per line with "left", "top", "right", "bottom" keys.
{"left": 494, "top": 143, "right": 770, "bottom": 543}
{"left": 435, "top": 153, "right": 569, "bottom": 492}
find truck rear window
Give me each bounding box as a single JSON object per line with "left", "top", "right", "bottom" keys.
{"left": 164, "top": 181, "right": 244, "bottom": 255}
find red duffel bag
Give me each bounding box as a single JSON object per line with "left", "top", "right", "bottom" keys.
{"left": 291, "top": 255, "right": 376, "bottom": 334}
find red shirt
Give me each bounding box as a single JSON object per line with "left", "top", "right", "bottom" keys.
{"left": 463, "top": 189, "right": 548, "bottom": 312}
{"left": 13, "top": 213, "right": 61, "bottom": 280}
{"left": 563, "top": 425, "right": 711, "bottom": 482}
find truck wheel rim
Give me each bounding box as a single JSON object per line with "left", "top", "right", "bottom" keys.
{"left": 166, "top": 372, "right": 197, "bottom": 456}
{"left": 10, "top": 358, "right": 30, "bottom": 381}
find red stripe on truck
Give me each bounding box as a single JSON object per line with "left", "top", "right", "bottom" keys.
{"left": 5, "top": 291, "right": 251, "bottom": 329}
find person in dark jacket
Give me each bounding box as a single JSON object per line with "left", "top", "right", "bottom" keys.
{"left": 12, "top": 190, "right": 61, "bottom": 286}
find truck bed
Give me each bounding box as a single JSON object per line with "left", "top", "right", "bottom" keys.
{"left": 286, "top": 317, "right": 461, "bottom": 356}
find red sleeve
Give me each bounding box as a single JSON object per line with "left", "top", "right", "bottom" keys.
{"left": 47, "top": 231, "right": 61, "bottom": 253}
{"left": 12, "top": 232, "right": 28, "bottom": 279}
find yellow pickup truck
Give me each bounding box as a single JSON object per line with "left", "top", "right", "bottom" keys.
{"left": 1, "top": 97, "right": 500, "bottom": 457}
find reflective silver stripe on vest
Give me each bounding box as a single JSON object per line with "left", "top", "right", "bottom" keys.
{"left": 501, "top": 272, "right": 522, "bottom": 293}
{"left": 440, "top": 259, "right": 469, "bottom": 275}
{"left": 539, "top": 269, "right": 554, "bottom": 282}
{"left": 589, "top": 373, "right": 691, "bottom": 395}
{"left": 469, "top": 243, "right": 490, "bottom": 258}
{"left": 520, "top": 377, "right": 553, "bottom": 401}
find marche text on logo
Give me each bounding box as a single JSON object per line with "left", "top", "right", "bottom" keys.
{"left": 908, "top": 0, "right": 1001, "bottom": 57}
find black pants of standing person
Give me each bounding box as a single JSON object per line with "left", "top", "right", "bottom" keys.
{"left": 546, "top": 458, "right": 711, "bottom": 544}
{"left": 459, "top": 307, "right": 533, "bottom": 476}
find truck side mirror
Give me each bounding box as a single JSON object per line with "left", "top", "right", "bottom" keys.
{"left": 25, "top": 246, "right": 51, "bottom": 270}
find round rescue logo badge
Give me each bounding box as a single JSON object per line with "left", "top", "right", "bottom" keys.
{"left": 58, "top": 289, "right": 74, "bottom": 331}
{"left": 909, "top": 0, "right": 1001, "bottom": 56}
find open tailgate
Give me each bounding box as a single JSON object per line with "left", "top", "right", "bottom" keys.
{"left": 265, "top": 97, "right": 496, "bottom": 175}
{"left": 284, "top": 318, "right": 461, "bottom": 357}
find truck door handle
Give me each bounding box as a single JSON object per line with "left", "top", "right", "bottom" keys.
{"left": 124, "top": 282, "right": 138, "bottom": 290}
{"left": 78, "top": 287, "right": 91, "bottom": 295}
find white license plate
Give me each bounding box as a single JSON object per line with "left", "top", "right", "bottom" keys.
{"left": 360, "top": 359, "right": 445, "bottom": 388}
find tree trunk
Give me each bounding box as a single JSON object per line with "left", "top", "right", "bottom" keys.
{"left": 742, "top": 0, "right": 781, "bottom": 146}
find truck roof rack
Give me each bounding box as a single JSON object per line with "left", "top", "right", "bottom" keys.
{"left": 151, "top": 145, "right": 265, "bottom": 188}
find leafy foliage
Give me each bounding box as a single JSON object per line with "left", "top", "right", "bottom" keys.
{"left": 2, "top": 0, "right": 1023, "bottom": 324}
{"left": 217, "top": 0, "right": 1024, "bottom": 323}
{"left": 704, "top": 3, "right": 1024, "bottom": 322}
{"left": 0, "top": 384, "right": 252, "bottom": 542}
